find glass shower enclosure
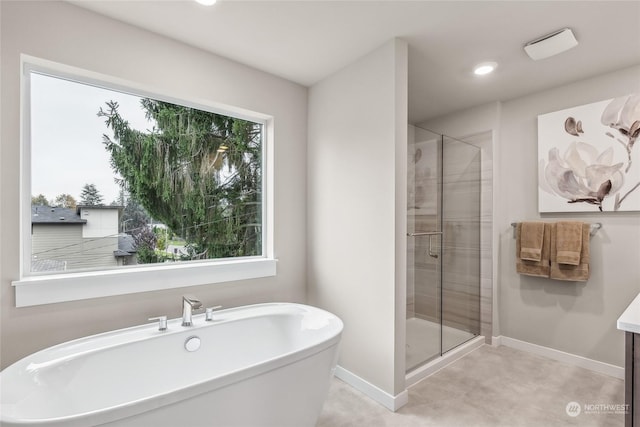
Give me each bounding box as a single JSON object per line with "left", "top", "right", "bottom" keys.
{"left": 406, "top": 127, "right": 481, "bottom": 372}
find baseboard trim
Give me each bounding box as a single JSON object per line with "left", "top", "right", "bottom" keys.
{"left": 334, "top": 366, "right": 409, "bottom": 412}
{"left": 497, "top": 336, "right": 624, "bottom": 379}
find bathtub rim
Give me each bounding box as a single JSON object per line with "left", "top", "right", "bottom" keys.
{"left": 2, "top": 302, "right": 341, "bottom": 372}
{"left": 0, "top": 302, "right": 343, "bottom": 427}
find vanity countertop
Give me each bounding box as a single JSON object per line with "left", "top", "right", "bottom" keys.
{"left": 618, "top": 293, "right": 640, "bottom": 334}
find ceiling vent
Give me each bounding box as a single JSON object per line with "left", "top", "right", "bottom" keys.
{"left": 524, "top": 28, "right": 578, "bottom": 61}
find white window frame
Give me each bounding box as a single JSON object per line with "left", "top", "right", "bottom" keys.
{"left": 12, "top": 55, "right": 276, "bottom": 307}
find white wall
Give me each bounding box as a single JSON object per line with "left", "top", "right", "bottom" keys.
{"left": 307, "top": 39, "right": 408, "bottom": 398}
{"left": 422, "top": 65, "right": 640, "bottom": 368}
{"left": 0, "top": 1, "right": 308, "bottom": 368}
{"left": 80, "top": 208, "right": 119, "bottom": 238}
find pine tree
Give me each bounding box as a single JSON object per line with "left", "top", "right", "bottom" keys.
{"left": 99, "top": 99, "right": 262, "bottom": 259}
{"left": 79, "top": 183, "right": 104, "bottom": 206}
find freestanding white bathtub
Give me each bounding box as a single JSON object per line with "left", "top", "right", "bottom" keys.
{"left": 0, "top": 303, "right": 343, "bottom": 427}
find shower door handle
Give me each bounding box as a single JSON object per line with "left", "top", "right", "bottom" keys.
{"left": 428, "top": 234, "right": 440, "bottom": 259}
{"left": 407, "top": 231, "right": 443, "bottom": 259}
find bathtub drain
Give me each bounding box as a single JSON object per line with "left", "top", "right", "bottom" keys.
{"left": 185, "top": 336, "right": 201, "bottom": 352}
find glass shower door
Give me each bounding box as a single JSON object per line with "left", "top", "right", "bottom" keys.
{"left": 407, "top": 128, "right": 443, "bottom": 370}
{"left": 406, "top": 128, "right": 481, "bottom": 372}
{"left": 441, "top": 136, "right": 481, "bottom": 354}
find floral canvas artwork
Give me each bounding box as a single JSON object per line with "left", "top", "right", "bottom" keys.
{"left": 538, "top": 93, "right": 640, "bottom": 212}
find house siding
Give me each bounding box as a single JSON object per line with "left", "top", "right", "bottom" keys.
{"left": 32, "top": 224, "right": 118, "bottom": 271}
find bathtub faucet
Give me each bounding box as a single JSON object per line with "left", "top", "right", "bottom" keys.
{"left": 182, "top": 295, "right": 203, "bottom": 326}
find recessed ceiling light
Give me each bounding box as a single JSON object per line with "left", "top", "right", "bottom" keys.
{"left": 195, "top": 0, "right": 217, "bottom": 5}
{"left": 473, "top": 62, "right": 498, "bottom": 76}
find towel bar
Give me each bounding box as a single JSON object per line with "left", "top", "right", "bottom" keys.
{"left": 510, "top": 222, "right": 602, "bottom": 238}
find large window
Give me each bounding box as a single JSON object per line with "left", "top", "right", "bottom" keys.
{"left": 15, "top": 59, "right": 274, "bottom": 306}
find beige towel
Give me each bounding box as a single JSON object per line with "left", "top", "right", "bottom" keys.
{"left": 520, "top": 222, "right": 545, "bottom": 261}
{"left": 516, "top": 222, "right": 551, "bottom": 278}
{"left": 550, "top": 223, "right": 590, "bottom": 282}
{"left": 555, "top": 221, "right": 583, "bottom": 265}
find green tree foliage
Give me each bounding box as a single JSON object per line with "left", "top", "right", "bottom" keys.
{"left": 31, "top": 194, "right": 49, "bottom": 206}
{"left": 122, "top": 197, "right": 151, "bottom": 234}
{"left": 80, "top": 183, "right": 104, "bottom": 206}
{"left": 132, "top": 226, "right": 158, "bottom": 264}
{"left": 113, "top": 189, "right": 152, "bottom": 233}
{"left": 99, "top": 99, "right": 262, "bottom": 259}
{"left": 110, "top": 188, "right": 126, "bottom": 207}
{"left": 53, "top": 193, "right": 77, "bottom": 209}
{"left": 154, "top": 226, "right": 167, "bottom": 252}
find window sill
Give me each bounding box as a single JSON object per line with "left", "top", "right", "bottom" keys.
{"left": 12, "top": 258, "right": 277, "bottom": 307}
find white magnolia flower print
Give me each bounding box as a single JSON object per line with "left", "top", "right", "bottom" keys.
{"left": 544, "top": 141, "right": 624, "bottom": 211}
{"left": 602, "top": 93, "right": 640, "bottom": 142}
{"left": 602, "top": 93, "right": 640, "bottom": 173}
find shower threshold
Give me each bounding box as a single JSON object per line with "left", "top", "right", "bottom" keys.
{"left": 405, "top": 334, "right": 485, "bottom": 388}
{"left": 406, "top": 317, "right": 477, "bottom": 371}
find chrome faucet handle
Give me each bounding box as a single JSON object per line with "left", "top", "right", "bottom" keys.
{"left": 205, "top": 306, "right": 223, "bottom": 322}
{"left": 149, "top": 315, "right": 168, "bottom": 331}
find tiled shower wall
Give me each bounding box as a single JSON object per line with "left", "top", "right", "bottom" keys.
{"left": 407, "top": 128, "right": 493, "bottom": 341}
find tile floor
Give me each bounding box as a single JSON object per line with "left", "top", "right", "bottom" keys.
{"left": 317, "top": 345, "right": 624, "bottom": 427}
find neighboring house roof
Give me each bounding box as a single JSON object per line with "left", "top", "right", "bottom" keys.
{"left": 31, "top": 205, "right": 87, "bottom": 224}
{"left": 76, "top": 205, "right": 123, "bottom": 213}
{"left": 114, "top": 234, "right": 137, "bottom": 257}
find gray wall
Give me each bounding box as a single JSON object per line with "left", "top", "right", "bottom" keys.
{"left": 1, "top": 1, "right": 308, "bottom": 368}
{"left": 498, "top": 65, "right": 640, "bottom": 368}
{"left": 308, "top": 39, "right": 408, "bottom": 396}
{"left": 422, "top": 65, "right": 640, "bottom": 367}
